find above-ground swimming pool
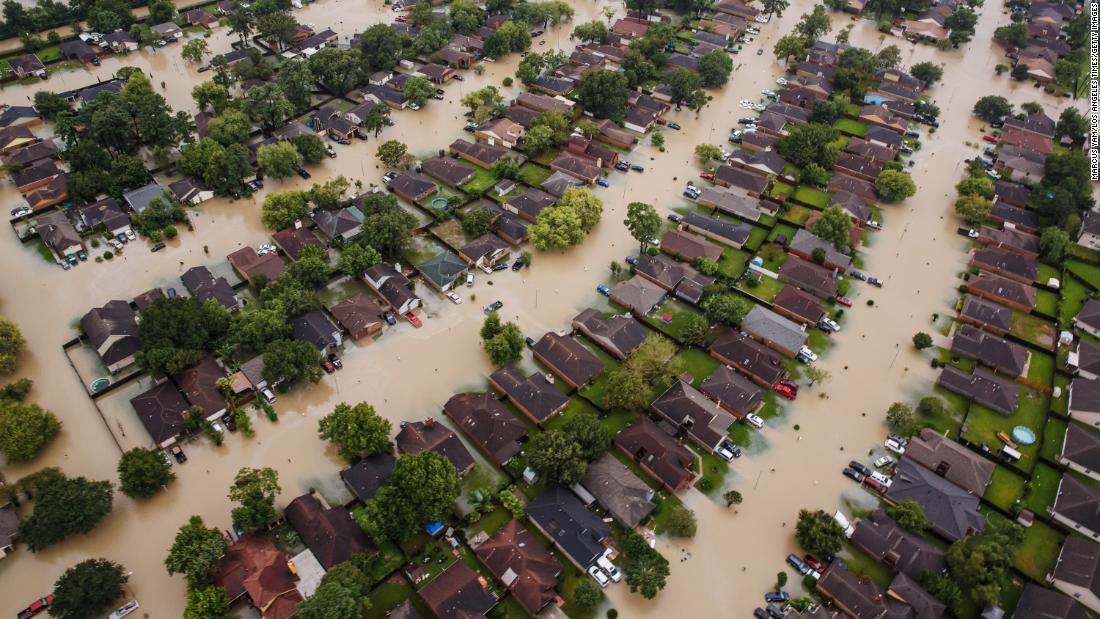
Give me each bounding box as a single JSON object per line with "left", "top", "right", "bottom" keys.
{"left": 1012, "top": 426, "right": 1036, "bottom": 445}
{"left": 431, "top": 197, "right": 449, "bottom": 209}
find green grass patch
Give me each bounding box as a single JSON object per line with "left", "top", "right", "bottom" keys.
{"left": 459, "top": 167, "right": 500, "bottom": 197}
{"left": 984, "top": 466, "right": 1026, "bottom": 512}
{"left": 643, "top": 298, "right": 707, "bottom": 343}
{"left": 768, "top": 181, "right": 796, "bottom": 200}
{"left": 718, "top": 246, "right": 751, "bottom": 279}
{"left": 779, "top": 202, "right": 813, "bottom": 226}
{"left": 792, "top": 186, "right": 831, "bottom": 209}
{"left": 516, "top": 162, "right": 550, "bottom": 187}
{"left": 1067, "top": 260, "right": 1100, "bottom": 290}
{"left": 835, "top": 118, "right": 869, "bottom": 137}
{"left": 366, "top": 580, "right": 428, "bottom": 619}
{"left": 1036, "top": 262, "right": 1061, "bottom": 285}
{"left": 766, "top": 223, "right": 798, "bottom": 245}
{"left": 1059, "top": 274, "right": 1092, "bottom": 328}
{"left": 756, "top": 389, "right": 784, "bottom": 421}
{"left": 1023, "top": 462, "right": 1062, "bottom": 514}
{"left": 1013, "top": 517, "right": 1063, "bottom": 581}
{"left": 575, "top": 340, "right": 622, "bottom": 412}
{"left": 489, "top": 596, "right": 534, "bottom": 619}
{"left": 744, "top": 225, "right": 769, "bottom": 251}
{"left": 1039, "top": 415, "right": 1067, "bottom": 463}
{"left": 559, "top": 564, "right": 600, "bottom": 619}
{"left": 690, "top": 444, "right": 729, "bottom": 495}
{"left": 32, "top": 239, "right": 55, "bottom": 263}
{"left": 648, "top": 489, "right": 687, "bottom": 536}
{"left": 1010, "top": 311, "right": 1057, "bottom": 351}
{"left": 1052, "top": 373, "right": 1071, "bottom": 416}
{"left": 839, "top": 542, "right": 893, "bottom": 588}
{"left": 961, "top": 394, "right": 1046, "bottom": 474}
{"left": 675, "top": 347, "right": 720, "bottom": 386}
{"left": 736, "top": 273, "right": 786, "bottom": 302}
{"left": 1035, "top": 288, "right": 1059, "bottom": 319}
{"left": 1025, "top": 351, "right": 1055, "bottom": 389}
{"left": 1070, "top": 243, "right": 1100, "bottom": 263}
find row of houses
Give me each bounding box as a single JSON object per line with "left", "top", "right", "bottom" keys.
{"left": 1004, "top": 0, "right": 1078, "bottom": 84}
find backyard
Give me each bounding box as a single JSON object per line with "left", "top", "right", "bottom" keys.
{"left": 961, "top": 392, "right": 1048, "bottom": 474}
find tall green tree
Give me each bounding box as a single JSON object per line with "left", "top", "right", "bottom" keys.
{"left": 794, "top": 509, "right": 845, "bottom": 557}
{"left": 166, "top": 516, "right": 229, "bottom": 589}
{"left": 0, "top": 400, "right": 60, "bottom": 462}
{"left": 575, "top": 69, "right": 631, "bottom": 119}
{"left": 886, "top": 499, "right": 928, "bottom": 532}
{"left": 625, "top": 202, "right": 661, "bottom": 253}
{"left": 318, "top": 402, "right": 393, "bottom": 463}
{"left": 184, "top": 586, "right": 233, "bottom": 619}
{"left": 809, "top": 205, "right": 853, "bottom": 251}
{"left": 309, "top": 48, "right": 364, "bottom": 95}
{"left": 50, "top": 558, "right": 127, "bottom": 619}
{"left": 621, "top": 530, "right": 670, "bottom": 598}
{"left": 362, "top": 451, "right": 460, "bottom": 540}
{"left": 19, "top": 469, "right": 113, "bottom": 552}
{"left": 136, "top": 297, "right": 231, "bottom": 376}
{"left": 117, "top": 447, "right": 176, "bottom": 498}
{"left": 228, "top": 467, "right": 281, "bottom": 533}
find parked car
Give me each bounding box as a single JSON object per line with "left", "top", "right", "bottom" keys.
{"left": 756, "top": 48, "right": 764, "bottom": 55}
{"left": 667, "top": 122, "right": 681, "bottom": 130}
{"left": 899, "top": 144, "right": 914, "bottom": 154}
{"left": 596, "top": 284, "right": 611, "bottom": 295}
{"left": 383, "top": 171, "right": 398, "bottom": 183}
{"left": 596, "top": 178, "right": 610, "bottom": 187}
{"left": 221, "top": 412, "right": 237, "bottom": 432}
{"left": 982, "top": 134, "right": 998, "bottom": 143}
{"left": 786, "top": 554, "right": 811, "bottom": 575}
{"left": 630, "top": 164, "right": 644, "bottom": 172}
{"left": 904, "top": 130, "right": 920, "bottom": 138}
{"left": 170, "top": 444, "right": 186, "bottom": 463}
{"left": 738, "top": 117, "right": 756, "bottom": 124}
{"left": 863, "top": 477, "right": 886, "bottom": 494}
{"left": 10, "top": 206, "right": 31, "bottom": 217}
{"left": 151, "top": 242, "right": 166, "bottom": 252}
{"left": 754, "top": 609, "right": 770, "bottom": 619}
{"left": 867, "top": 276, "right": 883, "bottom": 287}
{"left": 873, "top": 455, "right": 895, "bottom": 468}
{"left": 848, "top": 461, "right": 872, "bottom": 477}
{"left": 985, "top": 170, "right": 1001, "bottom": 180}
{"left": 625, "top": 255, "right": 638, "bottom": 265}
{"left": 321, "top": 359, "right": 336, "bottom": 373}
{"left": 717, "top": 440, "right": 742, "bottom": 461}
{"left": 818, "top": 317, "right": 840, "bottom": 333}
{"left": 110, "top": 600, "right": 141, "bottom": 619}
{"left": 405, "top": 312, "right": 422, "bottom": 328}
{"left": 849, "top": 270, "right": 867, "bottom": 281}
{"left": 463, "top": 122, "right": 477, "bottom": 132}
{"left": 834, "top": 295, "right": 852, "bottom": 307}
{"left": 511, "top": 258, "right": 525, "bottom": 271}
{"left": 383, "top": 311, "right": 397, "bottom": 326}
{"left": 296, "top": 167, "right": 311, "bottom": 179}
{"left": 885, "top": 437, "right": 906, "bottom": 455}
{"left": 587, "top": 565, "right": 610, "bottom": 587}
{"left": 700, "top": 172, "right": 715, "bottom": 180}
{"left": 870, "top": 471, "right": 891, "bottom": 486}
{"left": 597, "top": 551, "right": 623, "bottom": 582}
{"left": 745, "top": 413, "right": 765, "bottom": 429}
{"left": 446, "top": 291, "right": 462, "bottom": 304}
{"left": 842, "top": 467, "right": 865, "bottom": 482}
{"left": 525, "top": 336, "right": 536, "bottom": 348}
{"left": 797, "top": 346, "right": 817, "bottom": 363}
{"left": 466, "top": 272, "right": 475, "bottom": 287}
{"left": 484, "top": 300, "right": 503, "bottom": 314}
{"left": 615, "top": 161, "right": 630, "bottom": 171}
{"left": 766, "top": 604, "right": 786, "bottom": 619}
{"left": 212, "top": 421, "right": 225, "bottom": 433}
{"left": 260, "top": 387, "right": 277, "bottom": 403}
{"left": 773, "top": 382, "right": 797, "bottom": 400}
{"left": 764, "top": 591, "right": 790, "bottom": 603}
{"left": 491, "top": 263, "right": 508, "bottom": 272}
{"left": 327, "top": 352, "right": 343, "bottom": 369}
{"left": 990, "top": 118, "right": 1005, "bottom": 128}
{"left": 683, "top": 186, "right": 700, "bottom": 199}
{"left": 18, "top": 596, "right": 54, "bottom": 619}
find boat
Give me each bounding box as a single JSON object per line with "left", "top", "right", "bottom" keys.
{"left": 109, "top": 600, "right": 140, "bottom": 619}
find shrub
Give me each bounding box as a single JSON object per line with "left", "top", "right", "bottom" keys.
{"left": 103, "top": 251, "right": 113, "bottom": 259}
{"left": 502, "top": 77, "right": 513, "bottom": 86}
{"left": 163, "top": 225, "right": 178, "bottom": 239}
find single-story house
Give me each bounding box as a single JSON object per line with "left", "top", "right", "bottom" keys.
{"left": 417, "top": 251, "right": 468, "bottom": 291}
{"left": 488, "top": 365, "right": 569, "bottom": 426}
{"left": 525, "top": 486, "right": 609, "bottom": 569}
{"left": 290, "top": 309, "right": 343, "bottom": 350}
{"left": 904, "top": 427, "right": 995, "bottom": 496}
{"left": 1052, "top": 474, "right": 1100, "bottom": 541}
{"left": 959, "top": 295, "right": 1013, "bottom": 336}
{"left": 472, "top": 519, "right": 561, "bottom": 616}
{"left": 395, "top": 418, "right": 474, "bottom": 474}
{"left": 709, "top": 331, "right": 786, "bottom": 387}
{"left": 579, "top": 453, "right": 656, "bottom": 528}
{"left": 532, "top": 332, "right": 604, "bottom": 389}
{"left": 174, "top": 356, "right": 228, "bottom": 420}
{"left": 608, "top": 275, "right": 667, "bottom": 318}
{"left": 884, "top": 459, "right": 985, "bottom": 542}
{"left": 571, "top": 309, "right": 645, "bottom": 361}
{"left": 850, "top": 509, "right": 946, "bottom": 580}
{"left": 363, "top": 263, "right": 421, "bottom": 315}
{"left": 227, "top": 247, "right": 286, "bottom": 287}
{"left": 660, "top": 229, "right": 723, "bottom": 263}
{"left": 651, "top": 380, "right": 736, "bottom": 453}
{"left": 936, "top": 365, "right": 1019, "bottom": 416}
{"left": 699, "top": 364, "right": 762, "bottom": 419}
{"left": 181, "top": 265, "right": 241, "bottom": 312}
{"left": 740, "top": 305, "right": 808, "bottom": 358}
{"left": 777, "top": 255, "right": 840, "bottom": 300}
{"left": 271, "top": 226, "right": 325, "bottom": 261}
{"left": 614, "top": 416, "right": 696, "bottom": 492}
{"left": 388, "top": 172, "right": 438, "bottom": 203}
{"left": 950, "top": 324, "right": 1029, "bottom": 378}
{"left": 340, "top": 453, "right": 395, "bottom": 502}
{"left": 421, "top": 156, "right": 475, "bottom": 188}
{"left": 328, "top": 293, "right": 385, "bottom": 340}
{"left": 284, "top": 493, "right": 376, "bottom": 570}
{"left": 443, "top": 393, "right": 527, "bottom": 466}
{"left": 771, "top": 286, "right": 825, "bottom": 327}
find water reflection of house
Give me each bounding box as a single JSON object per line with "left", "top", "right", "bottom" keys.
{"left": 81, "top": 300, "right": 139, "bottom": 374}
{"left": 395, "top": 418, "right": 474, "bottom": 473}
{"left": 214, "top": 535, "right": 303, "bottom": 619}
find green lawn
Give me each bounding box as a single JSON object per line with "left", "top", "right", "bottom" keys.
{"left": 467, "top": 505, "right": 513, "bottom": 537}
{"left": 644, "top": 298, "right": 708, "bottom": 344}
{"left": 1070, "top": 244, "right": 1100, "bottom": 262}
{"left": 1025, "top": 351, "right": 1055, "bottom": 389}
{"left": 1010, "top": 311, "right": 1057, "bottom": 351}
{"left": 1014, "top": 518, "right": 1063, "bottom": 581}
{"left": 744, "top": 225, "right": 770, "bottom": 251}
{"left": 1053, "top": 373, "right": 1071, "bottom": 416}
{"left": 984, "top": 466, "right": 1025, "bottom": 512}
{"left": 575, "top": 340, "right": 622, "bottom": 412}
{"left": 1036, "top": 262, "right": 1061, "bottom": 285}
{"left": 1023, "top": 462, "right": 1062, "bottom": 514}
{"left": 718, "top": 247, "right": 751, "bottom": 279}
{"left": 690, "top": 444, "right": 729, "bottom": 495}
{"left": 366, "top": 579, "right": 429, "bottom": 619}
{"left": 1059, "top": 274, "right": 1093, "bottom": 327}
{"left": 766, "top": 224, "right": 798, "bottom": 245}
{"left": 768, "top": 181, "right": 796, "bottom": 200}
{"left": 675, "top": 347, "right": 720, "bottom": 387}
{"left": 835, "top": 118, "right": 869, "bottom": 137}
{"left": 925, "top": 387, "right": 968, "bottom": 438}
{"left": 488, "top": 596, "right": 534, "bottom": 619}
{"left": 1035, "top": 288, "right": 1060, "bottom": 319}
{"left": 559, "top": 564, "right": 600, "bottom": 619}
{"left": 961, "top": 393, "right": 1047, "bottom": 474}
{"left": 736, "top": 273, "right": 786, "bottom": 302}
{"left": 460, "top": 167, "right": 500, "bottom": 196}
{"left": 1067, "top": 260, "right": 1100, "bottom": 290}
{"left": 780, "top": 203, "right": 813, "bottom": 226}
{"left": 792, "top": 186, "right": 831, "bottom": 209}
{"left": 839, "top": 542, "right": 893, "bottom": 588}
{"left": 516, "top": 163, "right": 550, "bottom": 187}
{"left": 1040, "top": 416, "right": 1067, "bottom": 462}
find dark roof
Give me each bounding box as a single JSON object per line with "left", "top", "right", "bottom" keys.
{"left": 905, "top": 428, "right": 995, "bottom": 496}
{"left": 709, "top": 331, "right": 786, "bottom": 386}
{"left": 714, "top": 164, "right": 769, "bottom": 194}
{"left": 614, "top": 416, "right": 694, "bottom": 490}
{"left": 77, "top": 197, "right": 129, "bottom": 232}
{"left": 1054, "top": 475, "right": 1100, "bottom": 533}
{"left": 526, "top": 485, "right": 610, "bottom": 568}
{"left": 227, "top": 246, "right": 287, "bottom": 284}
{"left": 1071, "top": 378, "right": 1100, "bottom": 415}
{"left": 581, "top": 453, "right": 656, "bottom": 528}
{"left": 284, "top": 493, "right": 376, "bottom": 570}
{"left": 885, "top": 459, "right": 985, "bottom": 541}
{"left": 421, "top": 156, "right": 475, "bottom": 187}
{"left": 417, "top": 561, "right": 497, "bottom": 619}
{"left": 680, "top": 212, "right": 752, "bottom": 247}
{"left": 7, "top": 54, "right": 44, "bottom": 74}
{"left": 443, "top": 393, "right": 527, "bottom": 466}
{"left": 972, "top": 247, "right": 1038, "bottom": 281}
{"left": 993, "top": 180, "right": 1030, "bottom": 205}
{"left": 2, "top": 139, "right": 59, "bottom": 167}
{"left": 1076, "top": 339, "right": 1100, "bottom": 379}
{"left": 339, "top": 453, "right": 395, "bottom": 502}
{"left": 459, "top": 233, "right": 510, "bottom": 264}
{"left": 505, "top": 187, "right": 556, "bottom": 220}
{"left": 533, "top": 332, "right": 604, "bottom": 387}
{"left": 395, "top": 419, "right": 474, "bottom": 472}
{"left": 938, "top": 365, "right": 1019, "bottom": 415}
{"left": 851, "top": 509, "right": 947, "bottom": 579}
{"left": 1014, "top": 584, "right": 1090, "bottom": 619}
{"left": 488, "top": 366, "right": 569, "bottom": 425}
{"left": 700, "top": 365, "right": 762, "bottom": 417}
{"left": 450, "top": 138, "right": 512, "bottom": 167}
{"left": 540, "top": 170, "right": 583, "bottom": 197}
{"left": 473, "top": 519, "right": 561, "bottom": 615}
{"left": 180, "top": 266, "right": 239, "bottom": 311}
{"left": 81, "top": 300, "right": 138, "bottom": 366}
{"left": 388, "top": 172, "right": 437, "bottom": 200}
{"left": 571, "top": 309, "right": 646, "bottom": 360}
{"left": 608, "top": 275, "right": 667, "bottom": 316}
{"left": 132, "top": 288, "right": 164, "bottom": 312}
{"left": 1078, "top": 299, "right": 1100, "bottom": 334}
{"left": 960, "top": 296, "right": 1013, "bottom": 333}
{"left": 790, "top": 229, "right": 853, "bottom": 270}
{"left": 634, "top": 253, "right": 713, "bottom": 292}
{"left": 950, "top": 324, "right": 1029, "bottom": 377}
{"left": 0, "top": 503, "right": 18, "bottom": 549}
{"left": 1053, "top": 537, "right": 1100, "bottom": 606}
{"left": 173, "top": 356, "right": 227, "bottom": 417}
{"left": 130, "top": 380, "right": 190, "bottom": 444}
{"left": 271, "top": 226, "right": 325, "bottom": 261}
{"left": 290, "top": 309, "right": 339, "bottom": 350}
{"left": 328, "top": 293, "right": 384, "bottom": 338}
{"left": 418, "top": 252, "right": 468, "bottom": 289}
{"left": 778, "top": 255, "right": 840, "bottom": 299}
{"left": 990, "top": 200, "right": 1041, "bottom": 230}
{"left": 772, "top": 286, "right": 825, "bottom": 324}
{"left": 651, "top": 380, "right": 736, "bottom": 450}
{"left": 978, "top": 225, "right": 1040, "bottom": 255}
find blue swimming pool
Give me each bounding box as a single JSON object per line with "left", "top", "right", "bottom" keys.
{"left": 1012, "top": 426, "right": 1036, "bottom": 445}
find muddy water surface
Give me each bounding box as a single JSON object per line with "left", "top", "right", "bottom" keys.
{"left": 0, "top": 0, "right": 1093, "bottom": 615}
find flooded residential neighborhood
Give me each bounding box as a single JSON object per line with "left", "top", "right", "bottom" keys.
{"left": 0, "top": 0, "right": 1096, "bottom": 615}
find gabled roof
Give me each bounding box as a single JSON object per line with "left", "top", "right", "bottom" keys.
{"left": 741, "top": 305, "right": 808, "bottom": 355}
{"left": 581, "top": 453, "right": 655, "bottom": 528}
{"left": 681, "top": 212, "right": 752, "bottom": 247}
{"left": 936, "top": 366, "right": 1019, "bottom": 416}
{"left": 473, "top": 519, "right": 561, "bottom": 615}
{"left": 418, "top": 560, "right": 497, "bottom": 619}
{"left": 533, "top": 332, "right": 604, "bottom": 387}
{"left": 790, "top": 229, "right": 852, "bottom": 269}
{"left": 1076, "top": 339, "right": 1100, "bottom": 377}
{"left": 1053, "top": 537, "right": 1100, "bottom": 604}
{"left": 443, "top": 393, "right": 527, "bottom": 466}
{"left": 660, "top": 229, "right": 723, "bottom": 262}
{"left": 395, "top": 419, "right": 474, "bottom": 472}
{"left": 1015, "top": 583, "right": 1090, "bottom": 619}
{"left": 339, "top": 453, "right": 394, "bottom": 502}
{"left": 1063, "top": 423, "right": 1100, "bottom": 476}
{"left": 284, "top": 493, "right": 375, "bottom": 570}
{"left": 633, "top": 253, "right": 713, "bottom": 293}
{"left": 990, "top": 200, "right": 1041, "bottom": 230}
{"left": 651, "top": 380, "right": 736, "bottom": 451}
{"left": 1070, "top": 378, "right": 1100, "bottom": 415}
{"left": 81, "top": 300, "right": 139, "bottom": 366}
{"left": 700, "top": 365, "right": 762, "bottom": 418}
{"left": 714, "top": 164, "right": 769, "bottom": 194}
{"left": 418, "top": 252, "right": 468, "bottom": 289}
{"left": 885, "top": 459, "right": 985, "bottom": 541}
{"left": 614, "top": 416, "right": 695, "bottom": 490}
{"left": 905, "top": 428, "right": 995, "bottom": 496}
{"left": 181, "top": 266, "right": 239, "bottom": 311}
{"left": 1075, "top": 299, "right": 1100, "bottom": 334}
{"left": 959, "top": 296, "right": 1013, "bottom": 333}
{"left": 525, "top": 485, "right": 610, "bottom": 568}
{"left": 778, "top": 255, "right": 840, "bottom": 299}
{"left": 421, "top": 156, "right": 475, "bottom": 187}
{"left": 541, "top": 171, "right": 583, "bottom": 197}
{"left": 571, "top": 309, "right": 646, "bottom": 360}
{"left": 772, "top": 286, "right": 825, "bottom": 325}
{"left": 488, "top": 366, "right": 569, "bottom": 425}
{"left": 978, "top": 225, "right": 1040, "bottom": 255}
{"left": 214, "top": 534, "right": 302, "bottom": 616}
{"left": 1055, "top": 474, "right": 1100, "bottom": 534}
{"left": 328, "top": 293, "right": 384, "bottom": 337}
{"left": 130, "top": 380, "right": 190, "bottom": 444}
{"left": 608, "top": 275, "right": 667, "bottom": 316}
{"left": 459, "top": 233, "right": 510, "bottom": 264}
{"left": 228, "top": 246, "right": 287, "bottom": 285}
{"left": 709, "top": 331, "right": 786, "bottom": 386}
{"left": 972, "top": 246, "right": 1038, "bottom": 281}
{"left": 290, "top": 309, "right": 339, "bottom": 350}
{"left": 696, "top": 185, "right": 773, "bottom": 220}
{"left": 505, "top": 187, "right": 556, "bottom": 220}
{"left": 271, "top": 227, "right": 325, "bottom": 261}
{"left": 950, "top": 324, "right": 1029, "bottom": 377}
{"left": 173, "top": 355, "right": 227, "bottom": 416}
{"left": 850, "top": 509, "right": 947, "bottom": 579}
{"left": 388, "top": 172, "right": 437, "bottom": 200}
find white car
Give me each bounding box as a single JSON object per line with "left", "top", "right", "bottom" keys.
{"left": 869, "top": 471, "right": 891, "bottom": 486}
{"left": 588, "top": 565, "right": 610, "bottom": 587}
{"left": 745, "top": 413, "right": 765, "bottom": 429}
{"left": 885, "top": 438, "right": 906, "bottom": 455}
{"left": 597, "top": 552, "right": 623, "bottom": 582}
{"left": 126, "top": 229, "right": 136, "bottom": 241}
{"left": 466, "top": 272, "right": 474, "bottom": 287}
{"left": 818, "top": 317, "right": 840, "bottom": 333}
{"left": 776, "top": 77, "right": 788, "bottom": 85}
{"left": 753, "top": 103, "right": 766, "bottom": 111}
{"left": 873, "top": 455, "right": 895, "bottom": 468}
{"left": 109, "top": 600, "right": 140, "bottom": 619}
{"left": 409, "top": 103, "right": 422, "bottom": 111}
{"left": 761, "top": 89, "right": 776, "bottom": 97}
{"left": 985, "top": 170, "right": 1001, "bottom": 180}
{"left": 797, "top": 346, "right": 818, "bottom": 363}
{"left": 212, "top": 422, "right": 225, "bottom": 434}
{"left": 755, "top": 14, "right": 770, "bottom": 22}
{"left": 967, "top": 229, "right": 979, "bottom": 238}
{"left": 446, "top": 291, "right": 462, "bottom": 304}
{"left": 834, "top": 511, "right": 855, "bottom": 537}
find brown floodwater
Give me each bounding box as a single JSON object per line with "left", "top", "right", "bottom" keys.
{"left": 0, "top": 0, "right": 1093, "bottom": 615}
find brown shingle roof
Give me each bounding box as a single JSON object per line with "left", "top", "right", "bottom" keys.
{"left": 418, "top": 562, "right": 498, "bottom": 619}
{"left": 488, "top": 366, "right": 569, "bottom": 425}
{"left": 284, "top": 493, "right": 375, "bottom": 570}
{"left": 651, "top": 380, "right": 736, "bottom": 451}
{"left": 395, "top": 419, "right": 474, "bottom": 472}
{"left": 532, "top": 333, "right": 604, "bottom": 388}
{"left": 581, "top": 453, "right": 656, "bottom": 528}
{"left": 214, "top": 534, "right": 302, "bottom": 615}
{"left": 173, "top": 356, "right": 228, "bottom": 417}
{"left": 614, "top": 417, "right": 695, "bottom": 491}
{"left": 850, "top": 509, "right": 947, "bottom": 580}
{"left": 473, "top": 520, "right": 560, "bottom": 615}
{"left": 443, "top": 393, "right": 527, "bottom": 466}
{"left": 904, "top": 428, "right": 995, "bottom": 496}
{"left": 571, "top": 309, "right": 646, "bottom": 360}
